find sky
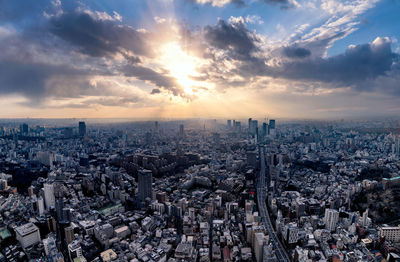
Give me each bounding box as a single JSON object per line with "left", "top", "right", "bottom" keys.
{"left": 0, "top": 0, "right": 399, "bottom": 119}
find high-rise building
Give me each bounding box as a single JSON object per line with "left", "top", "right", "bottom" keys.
{"left": 65, "top": 226, "right": 75, "bottom": 244}
{"left": 78, "top": 121, "right": 86, "bottom": 137}
{"left": 227, "top": 120, "right": 232, "bottom": 129}
{"left": 44, "top": 183, "right": 55, "bottom": 210}
{"left": 269, "top": 119, "right": 275, "bottom": 129}
{"left": 261, "top": 123, "right": 268, "bottom": 137}
{"left": 154, "top": 121, "right": 159, "bottom": 132}
{"left": 20, "top": 123, "right": 28, "bottom": 134}
{"left": 248, "top": 118, "right": 252, "bottom": 130}
{"left": 361, "top": 209, "right": 369, "bottom": 227}
{"left": 269, "top": 119, "right": 276, "bottom": 136}
{"left": 68, "top": 240, "right": 83, "bottom": 261}
{"left": 15, "top": 223, "right": 41, "bottom": 249}
{"left": 379, "top": 226, "right": 400, "bottom": 243}
{"left": 37, "top": 196, "right": 45, "bottom": 215}
{"left": 138, "top": 170, "right": 152, "bottom": 202}
{"left": 324, "top": 208, "right": 339, "bottom": 232}
{"left": 55, "top": 197, "right": 64, "bottom": 222}
{"left": 253, "top": 232, "right": 266, "bottom": 262}
{"left": 179, "top": 124, "right": 184, "bottom": 138}
{"left": 235, "top": 121, "right": 241, "bottom": 133}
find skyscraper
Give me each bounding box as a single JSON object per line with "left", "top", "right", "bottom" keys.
{"left": 269, "top": 119, "right": 276, "bottom": 136}
{"left": 20, "top": 123, "right": 28, "bottom": 134}
{"left": 362, "top": 209, "right": 369, "bottom": 227}
{"left": 44, "top": 183, "right": 55, "bottom": 210}
{"left": 78, "top": 121, "right": 86, "bottom": 137}
{"left": 179, "top": 124, "right": 184, "bottom": 138}
{"left": 227, "top": 120, "right": 232, "bottom": 129}
{"left": 262, "top": 123, "right": 268, "bottom": 138}
{"left": 138, "top": 170, "right": 152, "bottom": 202}
{"left": 324, "top": 209, "right": 339, "bottom": 232}
{"left": 248, "top": 118, "right": 252, "bottom": 131}
{"left": 250, "top": 120, "right": 258, "bottom": 136}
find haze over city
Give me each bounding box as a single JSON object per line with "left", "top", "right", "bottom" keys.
{"left": 0, "top": 0, "right": 400, "bottom": 119}
{"left": 2, "top": 1, "right": 400, "bottom": 262}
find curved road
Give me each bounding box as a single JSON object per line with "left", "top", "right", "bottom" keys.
{"left": 257, "top": 146, "right": 291, "bottom": 262}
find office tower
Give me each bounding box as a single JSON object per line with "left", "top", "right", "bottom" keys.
{"left": 324, "top": 209, "right": 339, "bottom": 232}
{"left": 37, "top": 196, "right": 45, "bottom": 215}
{"left": 249, "top": 120, "right": 258, "bottom": 136}
{"left": 269, "top": 119, "right": 275, "bottom": 129}
{"left": 68, "top": 240, "right": 83, "bottom": 261}
{"left": 43, "top": 235, "right": 57, "bottom": 256}
{"left": 227, "top": 120, "right": 232, "bottom": 129}
{"left": 179, "top": 124, "right": 184, "bottom": 138}
{"left": 20, "top": 123, "right": 28, "bottom": 134}
{"left": 362, "top": 209, "right": 369, "bottom": 227}
{"left": 44, "top": 183, "right": 55, "bottom": 210}
{"left": 78, "top": 121, "right": 86, "bottom": 137}
{"left": 55, "top": 197, "right": 64, "bottom": 222}
{"left": 269, "top": 119, "right": 276, "bottom": 136}
{"left": 235, "top": 121, "right": 241, "bottom": 133}
{"left": 253, "top": 232, "right": 266, "bottom": 262}
{"left": 154, "top": 121, "right": 159, "bottom": 132}
{"left": 138, "top": 170, "right": 153, "bottom": 202}
{"left": 15, "top": 223, "right": 41, "bottom": 249}
{"left": 248, "top": 118, "right": 252, "bottom": 131}
{"left": 65, "top": 226, "right": 75, "bottom": 244}
{"left": 262, "top": 123, "right": 268, "bottom": 138}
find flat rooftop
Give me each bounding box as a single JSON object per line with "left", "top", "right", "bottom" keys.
{"left": 15, "top": 223, "right": 38, "bottom": 236}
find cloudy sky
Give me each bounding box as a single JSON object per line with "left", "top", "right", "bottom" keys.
{"left": 0, "top": 0, "right": 399, "bottom": 119}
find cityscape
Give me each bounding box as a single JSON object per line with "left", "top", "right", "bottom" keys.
{"left": 1, "top": 0, "right": 400, "bottom": 261}
{"left": 0, "top": 118, "right": 400, "bottom": 262}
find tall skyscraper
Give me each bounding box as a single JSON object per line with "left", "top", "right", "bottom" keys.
{"left": 361, "top": 209, "right": 369, "bottom": 227}
{"left": 324, "top": 209, "right": 339, "bottom": 232}
{"left": 138, "top": 170, "right": 152, "bottom": 202}
{"left": 227, "top": 120, "right": 232, "bottom": 129}
{"left": 44, "top": 183, "right": 55, "bottom": 210}
{"left": 20, "top": 123, "right": 28, "bottom": 134}
{"left": 250, "top": 120, "right": 258, "bottom": 136}
{"left": 55, "top": 197, "right": 64, "bottom": 222}
{"left": 248, "top": 118, "right": 252, "bottom": 131}
{"left": 262, "top": 123, "right": 268, "bottom": 138}
{"left": 269, "top": 119, "right": 276, "bottom": 136}
{"left": 179, "top": 124, "right": 184, "bottom": 138}
{"left": 78, "top": 121, "right": 86, "bottom": 137}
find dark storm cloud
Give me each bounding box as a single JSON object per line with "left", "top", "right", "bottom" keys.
{"left": 49, "top": 11, "right": 151, "bottom": 58}
{"left": 151, "top": 88, "right": 161, "bottom": 94}
{"left": 273, "top": 38, "right": 399, "bottom": 85}
{"left": 123, "top": 65, "right": 182, "bottom": 95}
{"left": 0, "top": 59, "right": 89, "bottom": 101}
{"left": 283, "top": 46, "right": 311, "bottom": 58}
{"left": 204, "top": 19, "right": 260, "bottom": 61}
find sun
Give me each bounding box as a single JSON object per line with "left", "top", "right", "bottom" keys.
{"left": 160, "top": 42, "right": 204, "bottom": 96}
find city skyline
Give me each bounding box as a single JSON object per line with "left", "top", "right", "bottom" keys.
{"left": 0, "top": 0, "right": 400, "bottom": 118}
